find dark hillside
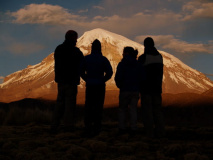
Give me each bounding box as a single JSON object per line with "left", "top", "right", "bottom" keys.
{"left": 0, "top": 96, "right": 213, "bottom": 159}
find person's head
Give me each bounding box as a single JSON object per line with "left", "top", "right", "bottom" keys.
{"left": 144, "top": 37, "right": 155, "bottom": 48}
{"left": 65, "top": 30, "right": 78, "bottom": 46}
{"left": 91, "top": 39, "right": 101, "bottom": 53}
{"left": 123, "top": 46, "right": 138, "bottom": 58}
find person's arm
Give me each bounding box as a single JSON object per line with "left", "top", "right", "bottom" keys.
{"left": 54, "top": 46, "right": 62, "bottom": 83}
{"left": 114, "top": 62, "right": 123, "bottom": 89}
{"left": 78, "top": 48, "right": 84, "bottom": 63}
{"left": 79, "top": 58, "right": 87, "bottom": 82}
{"left": 158, "top": 54, "right": 164, "bottom": 82}
{"left": 77, "top": 48, "right": 85, "bottom": 80}
{"left": 103, "top": 58, "right": 113, "bottom": 82}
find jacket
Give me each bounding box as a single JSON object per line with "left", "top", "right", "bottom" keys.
{"left": 138, "top": 47, "right": 163, "bottom": 94}
{"left": 115, "top": 55, "right": 143, "bottom": 92}
{"left": 80, "top": 51, "right": 113, "bottom": 86}
{"left": 54, "top": 41, "right": 84, "bottom": 85}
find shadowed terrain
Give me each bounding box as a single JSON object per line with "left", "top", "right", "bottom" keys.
{"left": 0, "top": 92, "right": 213, "bottom": 160}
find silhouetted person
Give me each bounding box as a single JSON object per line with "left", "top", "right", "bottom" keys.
{"left": 51, "top": 30, "right": 84, "bottom": 133}
{"left": 80, "top": 39, "right": 113, "bottom": 137}
{"left": 115, "top": 47, "right": 142, "bottom": 135}
{"left": 138, "top": 37, "right": 165, "bottom": 138}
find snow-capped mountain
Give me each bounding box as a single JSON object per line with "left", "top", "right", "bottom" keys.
{"left": 0, "top": 28, "right": 213, "bottom": 102}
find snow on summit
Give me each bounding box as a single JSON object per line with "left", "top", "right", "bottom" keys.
{"left": 77, "top": 28, "right": 203, "bottom": 76}
{"left": 77, "top": 28, "right": 144, "bottom": 55}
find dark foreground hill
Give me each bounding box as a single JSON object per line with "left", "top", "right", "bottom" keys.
{"left": 0, "top": 123, "right": 213, "bottom": 160}
{"left": 0, "top": 92, "right": 213, "bottom": 126}
{"left": 0, "top": 94, "right": 213, "bottom": 159}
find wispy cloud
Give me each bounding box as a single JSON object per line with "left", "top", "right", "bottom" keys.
{"left": 78, "top": 9, "right": 88, "bottom": 13}
{"left": 7, "top": 4, "right": 183, "bottom": 36}
{"left": 5, "top": 2, "right": 213, "bottom": 57}
{"left": 8, "top": 3, "right": 86, "bottom": 25}
{"left": 135, "top": 35, "right": 213, "bottom": 54}
{"left": 182, "top": 1, "right": 213, "bottom": 20}
{"left": 87, "top": 11, "right": 183, "bottom": 37}
{"left": 0, "top": 34, "right": 46, "bottom": 55}
{"left": 93, "top": 6, "right": 105, "bottom": 10}
{"left": 8, "top": 42, "right": 45, "bottom": 55}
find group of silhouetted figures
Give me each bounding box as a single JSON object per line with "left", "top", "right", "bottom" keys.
{"left": 51, "top": 30, "right": 165, "bottom": 138}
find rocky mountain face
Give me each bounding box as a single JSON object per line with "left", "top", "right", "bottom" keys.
{"left": 0, "top": 28, "right": 213, "bottom": 102}
{"left": 202, "top": 87, "right": 213, "bottom": 97}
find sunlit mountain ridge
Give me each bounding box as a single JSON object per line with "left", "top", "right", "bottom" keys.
{"left": 0, "top": 28, "right": 213, "bottom": 103}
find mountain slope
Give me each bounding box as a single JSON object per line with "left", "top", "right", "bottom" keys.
{"left": 202, "top": 87, "right": 213, "bottom": 97}
{"left": 77, "top": 28, "right": 213, "bottom": 93}
{"left": 0, "top": 28, "right": 213, "bottom": 102}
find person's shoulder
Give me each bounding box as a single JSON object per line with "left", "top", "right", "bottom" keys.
{"left": 74, "top": 46, "right": 80, "bottom": 50}
{"left": 54, "top": 44, "right": 64, "bottom": 56}
{"left": 138, "top": 54, "right": 145, "bottom": 59}
{"left": 101, "top": 55, "right": 109, "bottom": 62}
{"left": 84, "top": 54, "right": 91, "bottom": 61}
{"left": 55, "top": 43, "right": 63, "bottom": 50}
{"left": 74, "top": 47, "right": 82, "bottom": 52}
{"left": 138, "top": 54, "right": 146, "bottom": 63}
{"left": 158, "top": 53, "right": 163, "bottom": 63}
{"left": 117, "top": 61, "right": 124, "bottom": 69}
{"left": 73, "top": 47, "right": 84, "bottom": 57}
{"left": 102, "top": 55, "right": 107, "bottom": 59}
{"left": 84, "top": 54, "right": 90, "bottom": 58}
{"left": 155, "top": 52, "right": 163, "bottom": 60}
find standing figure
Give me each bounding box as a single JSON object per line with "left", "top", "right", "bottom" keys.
{"left": 51, "top": 30, "right": 84, "bottom": 133}
{"left": 80, "top": 39, "right": 113, "bottom": 137}
{"left": 115, "top": 47, "right": 140, "bottom": 135}
{"left": 138, "top": 37, "right": 165, "bottom": 138}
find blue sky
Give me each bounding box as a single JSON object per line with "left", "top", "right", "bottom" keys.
{"left": 0, "top": 0, "right": 213, "bottom": 83}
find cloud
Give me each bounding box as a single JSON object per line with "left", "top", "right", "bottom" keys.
{"left": 97, "top": 0, "right": 187, "bottom": 18}
{"left": 7, "top": 3, "right": 182, "bottom": 35}
{"left": 0, "top": 34, "right": 46, "bottom": 55}
{"left": 93, "top": 6, "right": 105, "bottom": 10}
{"left": 87, "top": 11, "right": 183, "bottom": 37}
{"left": 8, "top": 3, "right": 86, "bottom": 25}
{"left": 6, "top": 2, "right": 212, "bottom": 48}
{"left": 7, "top": 42, "right": 45, "bottom": 55}
{"left": 135, "top": 35, "right": 213, "bottom": 54}
{"left": 78, "top": 9, "right": 88, "bottom": 13}
{"left": 182, "top": 1, "right": 213, "bottom": 20}
{"left": 6, "top": 3, "right": 190, "bottom": 41}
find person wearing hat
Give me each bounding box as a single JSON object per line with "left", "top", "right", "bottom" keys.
{"left": 51, "top": 30, "right": 84, "bottom": 133}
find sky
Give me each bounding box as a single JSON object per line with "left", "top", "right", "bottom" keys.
{"left": 0, "top": 0, "right": 213, "bottom": 83}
